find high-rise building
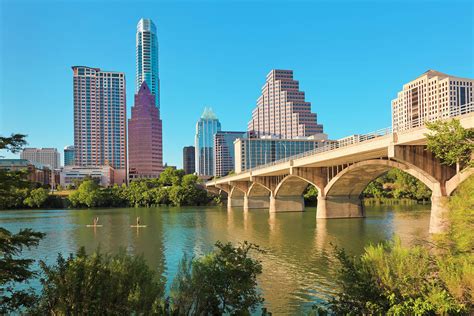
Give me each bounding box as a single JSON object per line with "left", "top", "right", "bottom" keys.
{"left": 128, "top": 82, "right": 163, "bottom": 180}
{"left": 183, "top": 146, "right": 195, "bottom": 175}
{"left": 248, "top": 70, "right": 323, "bottom": 139}
{"left": 392, "top": 70, "right": 474, "bottom": 132}
{"left": 136, "top": 18, "right": 160, "bottom": 107}
{"left": 20, "top": 148, "right": 60, "bottom": 169}
{"left": 72, "top": 66, "right": 127, "bottom": 184}
{"left": 64, "top": 145, "right": 75, "bottom": 166}
{"left": 195, "top": 107, "right": 221, "bottom": 177}
{"left": 214, "top": 131, "right": 246, "bottom": 177}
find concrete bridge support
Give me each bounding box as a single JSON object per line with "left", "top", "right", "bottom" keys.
{"left": 316, "top": 195, "right": 364, "bottom": 218}
{"left": 244, "top": 195, "right": 270, "bottom": 210}
{"left": 269, "top": 195, "right": 305, "bottom": 212}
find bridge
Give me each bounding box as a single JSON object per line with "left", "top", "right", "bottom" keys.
{"left": 207, "top": 105, "right": 474, "bottom": 234}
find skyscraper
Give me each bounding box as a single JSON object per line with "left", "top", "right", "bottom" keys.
{"left": 392, "top": 70, "right": 474, "bottom": 132}
{"left": 20, "top": 148, "right": 60, "bottom": 169}
{"left": 64, "top": 145, "right": 75, "bottom": 166}
{"left": 214, "top": 131, "right": 246, "bottom": 177}
{"left": 248, "top": 70, "right": 323, "bottom": 139}
{"left": 128, "top": 81, "right": 163, "bottom": 180}
{"left": 195, "top": 108, "right": 221, "bottom": 177}
{"left": 183, "top": 146, "right": 195, "bottom": 175}
{"left": 72, "top": 66, "right": 127, "bottom": 184}
{"left": 136, "top": 18, "right": 160, "bottom": 107}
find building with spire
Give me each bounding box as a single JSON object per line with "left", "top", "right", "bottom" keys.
{"left": 128, "top": 82, "right": 163, "bottom": 180}
{"left": 136, "top": 18, "right": 160, "bottom": 108}
{"left": 195, "top": 107, "right": 221, "bottom": 177}
{"left": 248, "top": 69, "right": 323, "bottom": 139}
{"left": 392, "top": 70, "right": 474, "bottom": 131}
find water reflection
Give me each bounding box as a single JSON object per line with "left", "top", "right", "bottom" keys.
{"left": 0, "top": 204, "right": 430, "bottom": 314}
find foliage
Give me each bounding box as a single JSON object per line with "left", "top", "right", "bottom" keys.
{"left": 303, "top": 185, "right": 318, "bottom": 206}
{"left": 24, "top": 187, "right": 49, "bottom": 208}
{"left": 0, "top": 228, "right": 45, "bottom": 314}
{"left": 33, "top": 247, "right": 165, "bottom": 315}
{"left": 0, "top": 133, "right": 27, "bottom": 155}
{"left": 425, "top": 119, "right": 474, "bottom": 171}
{"left": 363, "top": 168, "right": 431, "bottom": 202}
{"left": 170, "top": 241, "right": 264, "bottom": 314}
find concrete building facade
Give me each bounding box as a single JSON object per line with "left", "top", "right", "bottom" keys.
{"left": 136, "top": 18, "right": 160, "bottom": 108}
{"left": 64, "top": 145, "right": 75, "bottom": 166}
{"left": 392, "top": 70, "right": 474, "bottom": 131}
{"left": 20, "top": 148, "right": 60, "bottom": 169}
{"left": 248, "top": 70, "right": 323, "bottom": 139}
{"left": 195, "top": 107, "right": 221, "bottom": 177}
{"left": 0, "top": 159, "right": 53, "bottom": 186}
{"left": 72, "top": 66, "right": 127, "bottom": 184}
{"left": 183, "top": 146, "right": 195, "bottom": 175}
{"left": 60, "top": 166, "right": 114, "bottom": 187}
{"left": 128, "top": 82, "right": 163, "bottom": 180}
{"left": 214, "top": 131, "right": 246, "bottom": 177}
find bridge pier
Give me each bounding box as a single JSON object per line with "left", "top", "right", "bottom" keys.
{"left": 244, "top": 195, "right": 270, "bottom": 211}
{"left": 429, "top": 195, "right": 449, "bottom": 234}
{"left": 316, "top": 195, "right": 364, "bottom": 218}
{"left": 269, "top": 195, "right": 305, "bottom": 212}
{"left": 227, "top": 197, "right": 244, "bottom": 208}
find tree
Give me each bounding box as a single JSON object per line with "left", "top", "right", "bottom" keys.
{"left": 170, "top": 241, "right": 264, "bottom": 314}
{"left": 68, "top": 180, "right": 104, "bottom": 208}
{"left": 24, "top": 187, "right": 49, "bottom": 208}
{"left": 303, "top": 185, "right": 318, "bottom": 206}
{"left": 0, "top": 228, "right": 45, "bottom": 314}
{"left": 425, "top": 119, "right": 474, "bottom": 172}
{"left": 34, "top": 247, "right": 165, "bottom": 315}
{"left": 0, "top": 133, "right": 27, "bottom": 156}
{"left": 159, "top": 167, "right": 184, "bottom": 186}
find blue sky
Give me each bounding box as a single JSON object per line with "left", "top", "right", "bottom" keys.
{"left": 0, "top": 0, "right": 473, "bottom": 167}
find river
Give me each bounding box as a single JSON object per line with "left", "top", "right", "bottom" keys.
{"left": 0, "top": 205, "right": 431, "bottom": 314}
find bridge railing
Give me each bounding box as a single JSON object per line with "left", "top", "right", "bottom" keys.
{"left": 393, "top": 102, "right": 474, "bottom": 132}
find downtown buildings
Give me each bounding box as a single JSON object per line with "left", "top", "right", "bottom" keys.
{"left": 183, "top": 146, "right": 195, "bottom": 175}
{"left": 20, "top": 148, "right": 60, "bottom": 169}
{"left": 128, "top": 18, "right": 164, "bottom": 180}
{"left": 72, "top": 66, "right": 127, "bottom": 184}
{"left": 392, "top": 70, "right": 474, "bottom": 132}
{"left": 64, "top": 145, "right": 75, "bottom": 166}
{"left": 214, "top": 131, "right": 245, "bottom": 177}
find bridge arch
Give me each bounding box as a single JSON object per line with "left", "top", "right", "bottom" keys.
{"left": 229, "top": 186, "right": 246, "bottom": 199}
{"left": 247, "top": 182, "right": 271, "bottom": 197}
{"left": 324, "top": 159, "right": 441, "bottom": 198}
{"left": 274, "top": 175, "right": 323, "bottom": 197}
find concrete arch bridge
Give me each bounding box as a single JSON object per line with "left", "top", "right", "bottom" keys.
{"left": 207, "top": 112, "right": 474, "bottom": 233}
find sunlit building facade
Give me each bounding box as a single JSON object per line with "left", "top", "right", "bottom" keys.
{"left": 72, "top": 66, "right": 127, "bottom": 184}
{"left": 392, "top": 70, "right": 474, "bottom": 131}
{"left": 136, "top": 18, "right": 160, "bottom": 107}
{"left": 214, "top": 131, "right": 246, "bottom": 177}
{"left": 64, "top": 145, "right": 75, "bottom": 166}
{"left": 20, "top": 147, "right": 60, "bottom": 169}
{"left": 248, "top": 69, "right": 324, "bottom": 139}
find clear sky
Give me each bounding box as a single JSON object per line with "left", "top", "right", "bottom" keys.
{"left": 0, "top": 0, "right": 473, "bottom": 167}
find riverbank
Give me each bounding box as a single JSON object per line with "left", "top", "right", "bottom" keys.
{"left": 363, "top": 198, "right": 429, "bottom": 205}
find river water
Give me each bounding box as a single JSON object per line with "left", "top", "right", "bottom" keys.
{"left": 0, "top": 205, "right": 431, "bottom": 314}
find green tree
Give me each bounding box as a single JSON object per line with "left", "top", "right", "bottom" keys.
{"left": 303, "top": 185, "right": 318, "bottom": 206}
{"left": 68, "top": 180, "right": 104, "bottom": 208}
{"left": 34, "top": 247, "right": 165, "bottom": 315}
{"left": 24, "top": 187, "right": 49, "bottom": 208}
{"left": 425, "top": 119, "right": 474, "bottom": 172}
{"left": 0, "top": 133, "right": 27, "bottom": 156}
{"left": 170, "top": 241, "right": 264, "bottom": 314}
{"left": 159, "top": 167, "right": 184, "bottom": 186}
{"left": 0, "top": 228, "right": 45, "bottom": 314}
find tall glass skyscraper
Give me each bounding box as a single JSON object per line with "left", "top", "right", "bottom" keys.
{"left": 64, "top": 145, "right": 75, "bottom": 166}
{"left": 136, "top": 18, "right": 160, "bottom": 108}
{"left": 195, "top": 108, "right": 221, "bottom": 177}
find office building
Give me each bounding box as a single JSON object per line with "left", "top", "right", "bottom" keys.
{"left": 20, "top": 147, "right": 60, "bottom": 169}
{"left": 64, "top": 145, "right": 75, "bottom": 166}
{"left": 214, "top": 131, "right": 246, "bottom": 177}
{"left": 0, "top": 159, "right": 52, "bottom": 186}
{"left": 72, "top": 66, "right": 127, "bottom": 184}
{"left": 136, "top": 18, "right": 160, "bottom": 107}
{"left": 234, "top": 135, "right": 329, "bottom": 173}
{"left": 195, "top": 107, "right": 221, "bottom": 177}
{"left": 392, "top": 70, "right": 474, "bottom": 131}
{"left": 60, "top": 166, "right": 114, "bottom": 187}
{"left": 183, "top": 146, "right": 195, "bottom": 175}
{"left": 128, "top": 82, "right": 163, "bottom": 180}
{"left": 248, "top": 69, "right": 324, "bottom": 139}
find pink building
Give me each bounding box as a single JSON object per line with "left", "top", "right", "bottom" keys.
{"left": 248, "top": 70, "right": 323, "bottom": 139}
{"left": 72, "top": 66, "right": 127, "bottom": 185}
{"left": 128, "top": 81, "right": 163, "bottom": 179}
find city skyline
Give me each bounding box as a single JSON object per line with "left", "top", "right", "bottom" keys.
{"left": 1, "top": 1, "right": 473, "bottom": 167}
